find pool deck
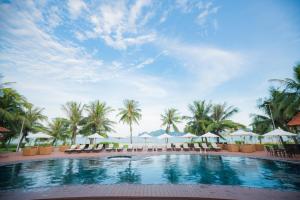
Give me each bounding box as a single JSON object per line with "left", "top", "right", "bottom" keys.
{"left": 1, "top": 149, "right": 300, "bottom": 164}
{"left": 0, "top": 149, "right": 300, "bottom": 200}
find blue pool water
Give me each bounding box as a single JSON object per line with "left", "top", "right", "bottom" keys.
{"left": 0, "top": 154, "right": 299, "bottom": 191}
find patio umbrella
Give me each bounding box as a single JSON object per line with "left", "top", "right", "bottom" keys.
{"left": 230, "top": 130, "right": 258, "bottom": 143}
{"left": 264, "top": 128, "right": 297, "bottom": 144}
{"left": 26, "top": 132, "right": 53, "bottom": 139}
{"left": 200, "top": 132, "right": 219, "bottom": 143}
{"left": 158, "top": 133, "right": 172, "bottom": 143}
{"left": 139, "top": 133, "right": 152, "bottom": 144}
{"left": 88, "top": 133, "right": 104, "bottom": 144}
{"left": 181, "top": 132, "right": 198, "bottom": 142}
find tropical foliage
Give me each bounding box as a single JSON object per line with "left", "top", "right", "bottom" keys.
{"left": 251, "top": 64, "right": 300, "bottom": 133}
{"left": 161, "top": 108, "right": 181, "bottom": 133}
{"left": 46, "top": 118, "right": 69, "bottom": 145}
{"left": 183, "top": 101, "right": 243, "bottom": 137}
{"left": 118, "top": 99, "right": 142, "bottom": 144}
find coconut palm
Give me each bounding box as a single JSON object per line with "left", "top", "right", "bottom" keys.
{"left": 161, "top": 108, "right": 181, "bottom": 133}
{"left": 46, "top": 118, "right": 69, "bottom": 145}
{"left": 16, "top": 103, "right": 47, "bottom": 151}
{"left": 117, "top": 99, "right": 142, "bottom": 144}
{"left": 183, "top": 100, "right": 212, "bottom": 135}
{"left": 62, "top": 101, "right": 84, "bottom": 144}
{"left": 84, "top": 100, "right": 115, "bottom": 137}
{"left": 0, "top": 74, "right": 14, "bottom": 97}
{"left": 207, "top": 103, "right": 243, "bottom": 136}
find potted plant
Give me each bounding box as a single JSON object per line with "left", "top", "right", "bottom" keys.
{"left": 22, "top": 143, "right": 38, "bottom": 156}
{"left": 227, "top": 141, "right": 242, "bottom": 152}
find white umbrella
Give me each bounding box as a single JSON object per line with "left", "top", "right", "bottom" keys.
{"left": 264, "top": 128, "right": 297, "bottom": 144}
{"left": 158, "top": 133, "right": 172, "bottom": 143}
{"left": 88, "top": 133, "right": 104, "bottom": 144}
{"left": 230, "top": 130, "right": 258, "bottom": 137}
{"left": 26, "top": 132, "right": 53, "bottom": 139}
{"left": 181, "top": 132, "right": 198, "bottom": 142}
{"left": 230, "top": 130, "right": 258, "bottom": 144}
{"left": 200, "top": 132, "right": 219, "bottom": 138}
{"left": 139, "top": 133, "right": 152, "bottom": 144}
{"left": 264, "top": 128, "right": 297, "bottom": 137}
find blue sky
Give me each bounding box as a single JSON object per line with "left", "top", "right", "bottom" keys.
{"left": 0, "top": 0, "right": 299, "bottom": 136}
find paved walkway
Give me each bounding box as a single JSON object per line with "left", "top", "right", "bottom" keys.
{"left": 0, "top": 149, "right": 300, "bottom": 164}
{"left": 0, "top": 184, "right": 299, "bottom": 200}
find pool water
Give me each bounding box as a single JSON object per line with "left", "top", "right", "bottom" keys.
{"left": 0, "top": 155, "right": 299, "bottom": 191}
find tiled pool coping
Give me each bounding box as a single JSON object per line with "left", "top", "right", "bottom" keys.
{"left": 0, "top": 184, "right": 299, "bottom": 200}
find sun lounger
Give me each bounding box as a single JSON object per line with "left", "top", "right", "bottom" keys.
{"left": 106, "top": 144, "right": 114, "bottom": 151}
{"left": 127, "top": 144, "right": 133, "bottom": 151}
{"left": 74, "top": 144, "right": 87, "bottom": 153}
{"left": 211, "top": 143, "right": 221, "bottom": 151}
{"left": 65, "top": 144, "right": 77, "bottom": 153}
{"left": 137, "top": 145, "right": 143, "bottom": 151}
{"left": 183, "top": 143, "right": 190, "bottom": 151}
{"left": 117, "top": 144, "right": 124, "bottom": 152}
{"left": 156, "top": 145, "right": 163, "bottom": 151}
{"left": 83, "top": 144, "right": 94, "bottom": 152}
{"left": 193, "top": 143, "right": 201, "bottom": 151}
{"left": 175, "top": 144, "right": 181, "bottom": 151}
{"left": 166, "top": 144, "right": 172, "bottom": 151}
{"left": 147, "top": 145, "right": 154, "bottom": 151}
{"left": 93, "top": 144, "right": 103, "bottom": 152}
{"left": 201, "top": 143, "right": 210, "bottom": 152}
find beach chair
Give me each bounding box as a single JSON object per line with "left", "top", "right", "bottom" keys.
{"left": 193, "top": 143, "right": 201, "bottom": 151}
{"left": 106, "top": 144, "right": 114, "bottom": 151}
{"left": 147, "top": 145, "right": 154, "bottom": 151}
{"left": 201, "top": 143, "right": 210, "bottom": 152}
{"left": 65, "top": 144, "right": 77, "bottom": 153}
{"left": 127, "top": 144, "right": 133, "bottom": 151}
{"left": 175, "top": 144, "right": 181, "bottom": 151}
{"left": 117, "top": 144, "right": 124, "bottom": 152}
{"left": 93, "top": 144, "right": 103, "bottom": 152}
{"left": 137, "top": 145, "right": 143, "bottom": 151}
{"left": 156, "top": 145, "right": 163, "bottom": 151}
{"left": 83, "top": 144, "right": 94, "bottom": 152}
{"left": 166, "top": 144, "right": 172, "bottom": 151}
{"left": 211, "top": 143, "right": 221, "bottom": 151}
{"left": 74, "top": 144, "right": 87, "bottom": 153}
{"left": 183, "top": 143, "right": 190, "bottom": 151}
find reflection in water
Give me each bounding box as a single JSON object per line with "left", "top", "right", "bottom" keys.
{"left": 0, "top": 155, "right": 299, "bottom": 191}
{"left": 117, "top": 161, "right": 141, "bottom": 183}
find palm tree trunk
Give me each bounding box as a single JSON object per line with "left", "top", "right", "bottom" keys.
{"left": 16, "top": 118, "right": 25, "bottom": 152}
{"left": 130, "top": 122, "right": 133, "bottom": 144}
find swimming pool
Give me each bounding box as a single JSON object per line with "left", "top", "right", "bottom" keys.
{"left": 0, "top": 154, "right": 299, "bottom": 191}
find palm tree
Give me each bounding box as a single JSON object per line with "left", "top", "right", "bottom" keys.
{"left": 183, "top": 100, "right": 212, "bottom": 135}
{"left": 84, "top": 100, "right": 115, "bottom": 137}
{"left": 161, "top": 108, "right": 181, "bottom": 133}
{"left": 207, "top": 103, "right": 243, "bottom": 136}
{"left": 16, "top": 103, "right": 47, "bottom": 151}
{"left": 46, "top": 118, "right": 69, "bottom": 145}
{"left": 0, "top": 74, "right": 14, "bottom": 97}
{"left": 62, "top": 101, "right": 84, "bottom": 144}
{"left": 117, "top": 99, "right": 142, "bottom": 144}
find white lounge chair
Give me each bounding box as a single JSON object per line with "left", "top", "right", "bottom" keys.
{"left": 93, "top": 144, "right": 103, "bottom": 152}
{"left": 175, "top": 144, "right": 181, "bottom": 151}
{"left": 117, "top": 144, "right": 124, "bottom": 151}
{"left": 166, "top": 144, "right": 172, "bottom": 151}
{"left": 193, "top": 143, "right": 201, "bottom": 151}
{"left": 106, "top": 144, "right": 114, "bottom": 151}
{"left": 137, "top": 145, "right": 143, "bottom": 151}
{"left": 147, "top": 145, "right": 154, "bottom": 151}
{"left": 74, "top": 144, "right": 86, "bottom": 153}
{"left": 183, "top": 143, "right": 190, "bottom": 151}
{"left": 127, "top": 144, "right": 133, "bottom": 151}
{"left": 83, "top": 144, "right": 94, "bottom": 152}
{"left": 156, "top": 145, "right": 163, "bottom": 151}
{"left": 65, "top": 144, "right": 77, "bottom": 153}
{"left": 211, "top": 143, "right": 221, "bottom": 151}
{"left": 201, "top": 143, "right": 210, "bottom": 152}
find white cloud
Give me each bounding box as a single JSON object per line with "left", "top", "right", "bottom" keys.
{"left": 81, "top": 0, "right": 155, "bottom": 50}
{"left": 196, "top": 1, "right": 219, "bottom": 26}
{"left": 157, "top": 38, "right": 244, "bottom": 93}
{"left": 67, "top": 0, "right": 87, "bottom": 19}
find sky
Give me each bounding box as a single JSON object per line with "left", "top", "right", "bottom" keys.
{"left": 0, "top": 0, "right": 300, "bottom": 136}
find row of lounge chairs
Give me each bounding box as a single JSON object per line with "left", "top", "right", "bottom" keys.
{"left": 265, "top": 145, "right": 297, "bottom": 158}
{"left": 65, "top": 143, "right": 222, "bottom": 153}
